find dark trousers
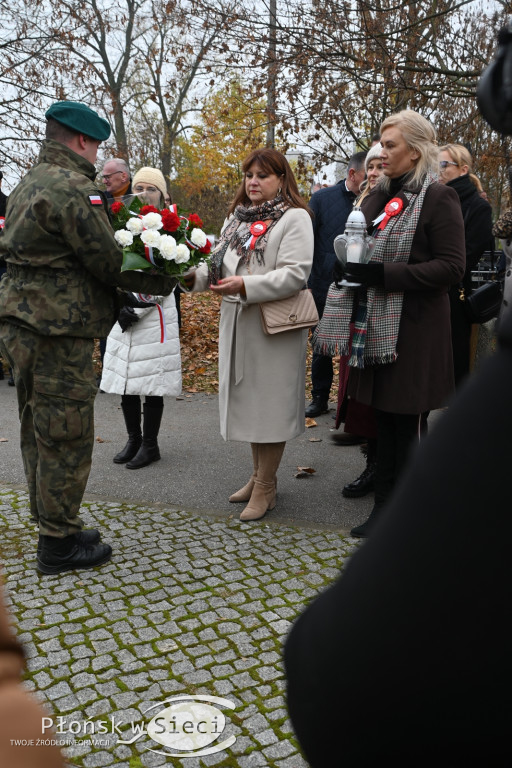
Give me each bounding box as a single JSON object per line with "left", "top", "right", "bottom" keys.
{"left": 0, "top": 322, "right": 96, "bottom": 536}
{"left": 374, "top": 410, "right": 422, "bottom": 507}
{"left": 311, "top": 351, "right": 333, "bottom": 401}
{"left": 310, "top": 293, "right": 333, "bottom": 401}
{"left": 449, "top": 287, "right": 472, "bottom": 388}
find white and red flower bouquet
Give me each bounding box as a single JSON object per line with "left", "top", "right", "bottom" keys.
{"left": 110, "top": 198, "right": 211, "bottom": 284}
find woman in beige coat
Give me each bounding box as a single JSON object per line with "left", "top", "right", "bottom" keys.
{"left": 187, "top": 148, "right": 314, "bottom": 521}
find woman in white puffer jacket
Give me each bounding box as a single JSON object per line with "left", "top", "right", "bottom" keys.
{"left": 100, "top": 167, "right": 182, "bottom": 469}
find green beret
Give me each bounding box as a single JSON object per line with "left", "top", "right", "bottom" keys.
{"left": 45, "top": 101, "right": 111, "bottom": 141}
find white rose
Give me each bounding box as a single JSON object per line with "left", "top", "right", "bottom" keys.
{"left": 190, "top": 227, "right": 207, "bottom": 248}
{"left": 114, "top": 229, "right": 134, "bottom": 247}
{"left": 141, "top": 212, "right": 163, "bottom": 230}
{"left": 126, "top": 217, "right": 144, "bottom": 234}
{"left": 175, "top": 244, "right": 191, "bottom": 263}
{"left": 159, "top": 234, "right": 178, "bottom": 260}
{"left": 141, "top": 229, "right": 162, "bottom": 248}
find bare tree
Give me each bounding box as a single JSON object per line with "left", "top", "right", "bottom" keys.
{"left": 0, "top": 0, "right": 66, "bottom": 176}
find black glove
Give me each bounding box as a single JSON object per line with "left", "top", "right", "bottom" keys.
{"left": 344, "top": 262, "right": 385, "bottom": 287}
{"left": 121, "top": 291, "right": 156, "bottom": 309}
{"left": 332, "top": 260, "right": 345, "bottom": 288}
{"left": 118, "top": 306, "right": 139, "bottom": 332}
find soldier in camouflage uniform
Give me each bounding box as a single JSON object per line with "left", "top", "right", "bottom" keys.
{"left": 0, "top": 101, "right": 175, "bottom": 574}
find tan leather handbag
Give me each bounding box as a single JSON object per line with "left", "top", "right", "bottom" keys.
{"left": 259, "top": 289, "right": 319, "bottom": 334}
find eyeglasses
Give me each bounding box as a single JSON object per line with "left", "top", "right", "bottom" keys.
{"left": 439, "top": 161, "right": 458, "bottom": 170}
{"left": 101, "top": 171, "right": 123, "bottom": 181}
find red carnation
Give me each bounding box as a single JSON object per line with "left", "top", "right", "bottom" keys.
{"left": 161, "top": 209, "right": 181, "bottom": 232}
{"left": 110, "top": 201, "right": 124, "bottom": 214}
{"left": 188, "top": 213, "right": 204, "bottom": 228}
{"left": 140, "top": 205, "right": 160, "bottom": 215}
{"left": 199, "top": 238, "right": 212, "bottom": 254}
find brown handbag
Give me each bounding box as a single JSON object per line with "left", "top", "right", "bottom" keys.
{"left": 259, "top": 289, "right": 319, "bottom": 335}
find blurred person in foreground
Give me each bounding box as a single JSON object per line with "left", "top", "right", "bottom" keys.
{"left": 185, "top": 148, "right": 314, "bottom": 521}
{"left": 314, "top": 110, "right": 465, "bottom": 537}
{"left": 0, "top": 101, "right": 175, "bottom": 574}
{"left": 0, "top": 574, "right": 64, "bottom": 767}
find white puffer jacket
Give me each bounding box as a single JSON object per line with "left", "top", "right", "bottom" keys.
{"left": 100, "top": 291, "right": 182, "bottom": 397}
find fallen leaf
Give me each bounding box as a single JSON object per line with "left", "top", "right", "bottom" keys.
{"left": 295, "top": 466, "right": 316, "bottom": 478}
{"left": 96, "top": 437, "right": 105, "bottom": 443}
{"left": 309, "top": 437, "right": 322, "bottom": 442}
{"left": 305, "top": 417, "right": 317, "bottom": 428}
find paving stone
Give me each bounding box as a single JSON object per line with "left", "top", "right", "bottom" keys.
{"left": 275, "top": 754, "right": 309, "bottom": 768}
{"left": 0, "top": 487, "right": 358, "bottom": 768}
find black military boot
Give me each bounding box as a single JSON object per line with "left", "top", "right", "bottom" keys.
{"left": 37, "top": 528, "right": 101, "bottom": 555}
{"left": 126, "top": 401, "right": 163, "bottom": 469}
{"left": 37, "top": 535, "right": 112, "bottom": 574}
{"left": 113, "top": 395, "right": 142, "bottom": 464}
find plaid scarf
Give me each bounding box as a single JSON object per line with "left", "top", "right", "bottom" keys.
{"left": 208, "top": 196, "right": 290, "bottom": 285}
{"left": 312, "top": 172, "right": 436, "bottom": 368}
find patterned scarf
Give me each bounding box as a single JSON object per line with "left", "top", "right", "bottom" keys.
{"left": 208, "top": 196, "right": 289, "bottom": 285}
{"left": 312, "top": 171, "right": 436, "bottom": 368}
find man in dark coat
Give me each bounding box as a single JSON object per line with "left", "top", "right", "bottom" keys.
{"left": 305, "top": 151, "right": 366, "bottom": 417}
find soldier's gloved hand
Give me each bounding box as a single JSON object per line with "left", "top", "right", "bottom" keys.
{"left": 344, "top": 262, "right": 385, "bottom": 287}
{"left": 160, "top": 275, "right": 178, "bottom": 295}
{"left": 332, "top": 260, "right": 345, "bottom": 288}
{"left": 121, "top": 292, "right": 156, "bottom": 309}
{"left": 118, "top": 306, "right": 139, "bottom": 332}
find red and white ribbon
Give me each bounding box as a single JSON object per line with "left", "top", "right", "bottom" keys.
{"left": 375, "top": 198, "right": 403, "bottom": 230}
{"left": 248, "top": 221, "right": 267, "bottom": 249}
{"left": 136, "top": 293, "right": 167, "bottom": 343}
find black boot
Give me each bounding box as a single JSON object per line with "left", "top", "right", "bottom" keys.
{"left": 113, "top": 396, "right": 142, "bottom": 464}
{"left": 37, "top": 528, "right": 101, "bottom": 555}
{"left": 126, "top": 401, "right": 163, "bottom": 469}
{"left": 342, "top": 439, "right": 377, "bottom": 498}
{"left": 37, "top": 535, "right": 112, "bottom": 574}
{"left": 350, "top": 504, "right": 382, "bottom": 538}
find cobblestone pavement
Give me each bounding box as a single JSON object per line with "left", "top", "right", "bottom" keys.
{"left": 0, "top": 485, "right": 359, "bottom": 768}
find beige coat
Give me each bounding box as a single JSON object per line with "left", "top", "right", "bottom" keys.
{"left": 194, "top": 207, "right": 314, "bottom": 442}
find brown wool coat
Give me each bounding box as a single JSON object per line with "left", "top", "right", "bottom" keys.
{"left": 348, "top": 180, "right": 465, "bottom": 414}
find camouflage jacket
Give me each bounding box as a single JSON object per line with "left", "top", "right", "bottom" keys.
{"left": 0, "top": 140, "right": 173, "bottom": 338}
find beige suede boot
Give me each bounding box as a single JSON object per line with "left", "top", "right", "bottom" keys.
{"left": 240, "top": 442, "right": 285, "bottom": 521}
{"left": 229, "top": 444, "right": 259, "bottom": 502}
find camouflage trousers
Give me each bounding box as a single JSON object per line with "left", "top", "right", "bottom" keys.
{"left": 0, "top": 323, "right": 97, "bottom": 537}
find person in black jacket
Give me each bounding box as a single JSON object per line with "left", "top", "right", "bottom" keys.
{"left": 439, "top": 144, "right": 494, "bottom": 386}
{"left": 305, "top": 152, "right": 366, "bottom": 416}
